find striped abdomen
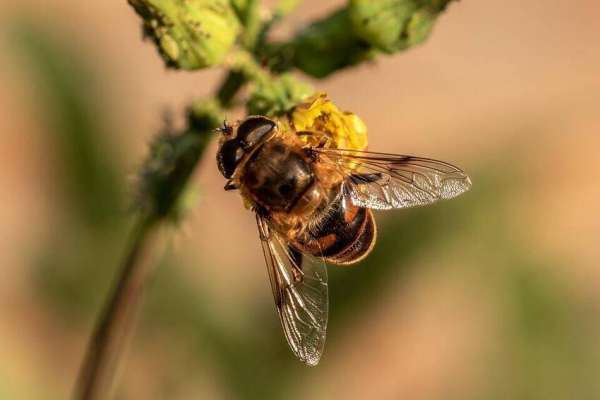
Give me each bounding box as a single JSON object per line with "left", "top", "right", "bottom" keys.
{"left": 293, "top": 189, "right": 377, "bottom": 265}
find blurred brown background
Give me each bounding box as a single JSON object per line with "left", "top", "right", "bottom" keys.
{"left": 1, "top": 1, "right": 600, "bottom": 399}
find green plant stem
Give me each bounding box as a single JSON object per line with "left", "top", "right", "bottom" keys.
{"left": 73, "top": 67, "right": 243, "bottom": 400}
{"left": 225, "top": 49, "right": 270, "bottom": 85}
{"left": 73, "top": 214, "right": 159, "bottom": 400}
{"left": 217, "top": 70, "right": 247, "bottom": 108}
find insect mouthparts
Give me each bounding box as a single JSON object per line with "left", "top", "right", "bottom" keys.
{"left": 224, "top": 180, "right": 239, "bottom": 191}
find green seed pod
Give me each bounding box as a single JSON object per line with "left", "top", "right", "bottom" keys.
{"left": 274, "top": 8, "right": 375, "bottom": 78}
{"left": 349, "top": 0, "right": 454, "bottom": 53}
{"left": 128, "top": 0, "right": 240, "bottom": 70}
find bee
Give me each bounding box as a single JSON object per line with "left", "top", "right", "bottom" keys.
{"left": 216, "top": 115, "right": 471, "bottom": 365}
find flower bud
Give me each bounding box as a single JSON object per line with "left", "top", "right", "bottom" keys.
{"left": 349, "top": 0, "right": 454, "bottom": 53}
{"left": 128, "top": 0, "right": 240, "bottom": 70}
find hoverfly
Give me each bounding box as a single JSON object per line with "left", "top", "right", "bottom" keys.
{"left": 216, "top": 115, "right": 471, "bottom": 365}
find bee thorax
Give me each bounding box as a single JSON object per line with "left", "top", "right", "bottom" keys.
{"left": 240, "top": 139, "right": 314, "bottom": 212}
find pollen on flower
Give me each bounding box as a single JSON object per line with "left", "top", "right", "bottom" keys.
{"left": 289, "top": 93, "right": 368, "bottom": 152}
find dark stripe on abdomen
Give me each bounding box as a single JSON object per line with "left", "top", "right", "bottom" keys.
{"left": 293, "top": 191, "right": 376, "bottom": 264}
{"left": 325, "top": 209, "right": 376, "bottom": 265}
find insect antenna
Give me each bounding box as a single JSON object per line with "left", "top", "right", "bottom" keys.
{"left": 215, "top": 119, "right": 233, "bottom": 136}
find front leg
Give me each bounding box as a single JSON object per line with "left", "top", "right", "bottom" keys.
{"left": 296, "top": 130, "right": 335, "bottom": 149}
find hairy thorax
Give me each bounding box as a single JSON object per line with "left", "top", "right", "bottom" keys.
{"left": 239, "top": 135, "right": 343, "bottom": 238}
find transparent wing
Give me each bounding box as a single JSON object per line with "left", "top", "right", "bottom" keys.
{"left": 313, "top": 148, "right": 472, "bottom": 210}
{"left": 256, "top": 214, "right": 328, "bottom": 366}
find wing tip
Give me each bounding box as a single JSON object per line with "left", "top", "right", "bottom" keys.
{"left": 462, "top": 174, "right": 473, "bottom": 192}
{"left": 303, "top": 354, "right": 321, "bottom": 366}
{"left": 465, "top": 174, "right": 473, "bottom": 187}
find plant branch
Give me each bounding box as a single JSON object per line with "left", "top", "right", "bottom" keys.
{"left": 73, "top": 214, "right": 159, "bottom": 400}
{"left": 217, "top": 70, "right": 247, "bottom": 108}
{"left": 73, "top": 70, "right": 239, "bottom": 400}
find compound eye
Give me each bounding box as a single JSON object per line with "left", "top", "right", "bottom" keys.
{"left": 237, "top": 116, "right": 276, "bottom": 148}
{"left": 217, "top": 139, "right": 245, "bottom": 178}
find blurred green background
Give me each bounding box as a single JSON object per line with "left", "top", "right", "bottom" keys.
{"left": 1, "top": 1, "right": 600, "bottom": 399}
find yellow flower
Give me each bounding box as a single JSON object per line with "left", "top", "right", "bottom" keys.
{"left": 289, "top": 93, "right": 368, "bottom": 151}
